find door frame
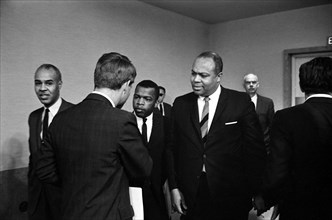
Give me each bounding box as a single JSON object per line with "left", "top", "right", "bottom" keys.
{"left": 283, "top": 46, "right": 332, "bottom": 108}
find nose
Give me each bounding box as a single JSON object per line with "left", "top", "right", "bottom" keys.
{"left": 192, "top": 74, "right": 201, "bottom": 82}
{"left": 137, "top": 98, "right": 144, "bottom": 105}
{"left": 40, "top": 83, "right": 47, "bottom": 91}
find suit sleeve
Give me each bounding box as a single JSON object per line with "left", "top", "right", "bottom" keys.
{"left": 241, "top": 97, "right": 267, "bottom": 194}
{"left": 263, "top": 111, "right": 292, "bottom": 206}
{"left": 118, "top": 113, "right": 153, "bottom": 182}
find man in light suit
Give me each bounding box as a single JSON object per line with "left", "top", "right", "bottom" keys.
{"left": 243, "top": 73, "right": 275, "bottom": 148}
{"left": 157, "top": 86, "right": 172, "bottom": 118}
{"left": 132, "top": 80, "right": 169, "bottom": 220}
{"left": 36, "top": 52, "right": 152, "bottom": 220}
{"left": 28, "top": 64, "right": 73, "bottom": 220}
{"left": 258, "top": 57, "right": 332, "bottom": 219}
{"left": 168, "top": 51, "right": 266, "bottom": 220}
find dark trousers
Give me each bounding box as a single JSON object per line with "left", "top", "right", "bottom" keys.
{"left": 181, "top": 173, "right": 249, "bottom": 220}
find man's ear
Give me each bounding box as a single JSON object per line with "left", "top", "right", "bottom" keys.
{"left": 58, "top": 80, "right": 63, "bottom": 90}
{"left": 217, "top": 72, "right": 223, "bottom": 82}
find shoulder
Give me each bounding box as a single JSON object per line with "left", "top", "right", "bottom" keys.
{"left": 174, "top": 92, "right": 196, "bottom": 105}
{"left": 258, "top": 95, "right": 273, "bottom": 104}
{"left": 29, "top": 107, "right": 43, "bottom": 119}
{"left": 222, "top": 87, "right": 251, "bottom": 102}
{"left": 61, "top": 99, "right": 75, "bottom": 109}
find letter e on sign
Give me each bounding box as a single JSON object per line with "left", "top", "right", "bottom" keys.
{"left": 328, "top": 36, "right": 332, "bottom": 45}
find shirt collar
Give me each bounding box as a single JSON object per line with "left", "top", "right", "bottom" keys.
{"left": 46, "top": 97, "right": 62, "bottom": 116}
{"left": 306, "top": 93, "right": 332, "bottom": 101}
{"left": 135, "top": 112, "right": 153, "bottom": 122}
{"left": 199, "top": 85, "right": 221, "bottom": 101}
{"left": 92, "top": 91, "right": 116, "bottom": 107}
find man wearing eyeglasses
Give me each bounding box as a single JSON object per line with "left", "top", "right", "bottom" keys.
{"left": 157, "top": 86, "right": 172, "bottom": 118}
{"left": 243, "top": 73, "right": 275, "bottom": 150}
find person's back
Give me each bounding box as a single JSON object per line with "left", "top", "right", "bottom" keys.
{"left": 36, "top": 52, "right": 152, "bottom": 220}
{"left": 261, "top": 57, "right": 332, "bottom": 220}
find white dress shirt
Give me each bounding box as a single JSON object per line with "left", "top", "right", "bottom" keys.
{"left": 135, "top": 113, "right": 153, "bottom": 143}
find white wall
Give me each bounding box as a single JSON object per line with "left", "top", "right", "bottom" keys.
{"left": 0, "top": 0, "right": 208, "bottom": 171}
{"left": 209, "top": 4, "right": 332, "bottom": 111}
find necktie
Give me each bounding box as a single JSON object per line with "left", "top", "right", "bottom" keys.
{"left": 200, "top": 97, "right": 210, "bottom": 143}
{"left": 42, "top": 108, "right": 49, "bottom": 140}
{"left": 142, "top": 118, "right": 148, "bottom": 146}
{"left": 159, "top": 103, "right": 163, "bottom": 115}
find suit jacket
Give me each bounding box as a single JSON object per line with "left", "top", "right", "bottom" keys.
{"left": 263, "top": 97, "right": 332, "bottom": 219}
{"left": 36, "top": 93, "right": 152, "bottom": 220}
{"left": 168, "top": 87, "right": 266, "bottom": 212}
{"left": 28, "top": 99, "right": 73, "bottom": 219}
{"left": 141, "top": 110, "right": 169, "bottom": 220}
{"left": 256, "top": 95, "right": 275, "bottom": 147}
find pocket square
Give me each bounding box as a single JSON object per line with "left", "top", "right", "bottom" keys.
{"left": 225, "top": 121, "right": 237, "bottom": 125}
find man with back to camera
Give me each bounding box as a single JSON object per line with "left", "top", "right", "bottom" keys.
{"left": 36, "top": 52, "right": 153, "bottom": 220}
{"left": 168, "top": 51, "right": 267, "bottom": 220}
{"left": 157, "top": 86, "right": 172, "bottom": 118}
{"left": 132, "top": 80, "right": 169, "bottom": 220}
{"left": 28, "top": 64, "right": 73, "bottom": 220}
{"left": 243, "top": 73, "right": 275, "bottom": 149}
{"left": 256, "top": 57, "right": 332, "bottom": 220}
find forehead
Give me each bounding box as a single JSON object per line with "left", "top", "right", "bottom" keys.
{"left": 135, "top": 86, "right": 156, "bottom": 97}
{"left": 193, "top": 57, "right": 215, "bottom": 72}
{"left": 35, "top": 69, "right": 58, "bottom": 81}
{"left": 244, "top": 74, "right": 258, "bottom": 82}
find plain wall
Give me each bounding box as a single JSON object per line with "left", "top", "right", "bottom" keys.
{"left": 209, "top": 4, "right": 332, "bottom": 111}
{"left": 0, "top": 0, "right": 208, "bottom": 171}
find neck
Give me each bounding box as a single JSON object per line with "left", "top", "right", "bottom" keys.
{"left": 94, "top": 87, "right": 120, "bottom": 106}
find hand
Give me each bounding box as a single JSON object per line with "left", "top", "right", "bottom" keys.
{"left": 252, "top": 195, "right": 267, "bottom": 216}
{"left": 171, "top": 188, "right": 187, "bottom": 215}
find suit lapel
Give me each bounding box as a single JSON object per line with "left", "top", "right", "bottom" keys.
{"left": 209, "top": 87, "right": 227, "bottom": 132}
{"left": 34, "top": 108, "right": 43, "bottom": 149}
{"left": 148, "top": 113, "right": 161, "bottom": 149}
{"left": 189, "top": 95, "right": 201, "bottom": 140}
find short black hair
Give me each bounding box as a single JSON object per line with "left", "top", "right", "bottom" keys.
{"left": 299, "top": 57, "right": 332, "bottom": 94}
{"left": 196, "top": 51, "right": 223, "bottom": 75}
{"left": 94, "top": 52, "right": 136, "bottom": 90}
{"left": 136, "top": 80, "right": 159, "bottom": 100}
{"left": 35, "top": 64, "right": 62, "bottom": 82}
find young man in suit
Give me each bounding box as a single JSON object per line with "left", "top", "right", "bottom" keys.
{"left": 36, "top": 52, "right": 152, "bottom": 220}
{"left": 243, "top": 73, "right": 275, "bottom": 148}
{"left": 132, "top": 80, "right": 169, "bottom": 220}
{"left": 157, "top": 86, "right": 172, "bottom": 118}
{"left": 168, "top": 51, "right": 266, "bottom": 220}
{"left": 257, "top": 57, "right": 332, "bottom": 219}
{"left": 28, "top": 64, "right": 73, "bottom": 220}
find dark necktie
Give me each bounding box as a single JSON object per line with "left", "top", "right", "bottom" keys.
{"left": 42, "top": 108, "right": 49, "bottom": 140}
{"left": 159, "top": 103, "right": 163, "bottom": 115}
{"left": 200, "top": 97, "right": 210, "bottom": 143}
{"left": 142, "top": 118, "right": 148, "bottom": 146}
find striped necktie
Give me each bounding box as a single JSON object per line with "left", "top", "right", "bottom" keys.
{"left": 42, "top": 108, "right": 49, "bottom": 140}
{"left": 200, "top": 97, "right": 210, "bottom": 143}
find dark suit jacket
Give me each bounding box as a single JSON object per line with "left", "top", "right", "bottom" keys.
{"left": 28, "top": 99, "right": 73, "bottom": 219}
{"left": 36, "top": 93, "right": 152, "bottom": 220}
{"left": 256, "top": 95, "right": 275, "bottom": 146}
{"left": 141, "top": 110, "right": 169, "bottom": 220}
{"left": 168, "top": 87, "right": 266, "bottom": 213}
{"left": 263, "top": 97, "right": 332, "bottom": 219}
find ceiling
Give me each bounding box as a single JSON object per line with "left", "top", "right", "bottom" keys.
{"left": 139, "top": 0, "right": 331, "bottom": 24}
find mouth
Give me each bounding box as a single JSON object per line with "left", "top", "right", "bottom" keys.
{"left": 134, "top": 108, "right": 144, "bottom": 113}
{"left": 39, "top": 94, "right": 49, "bottom": 99}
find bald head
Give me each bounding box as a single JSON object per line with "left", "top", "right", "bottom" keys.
{"left": 243, "top": 73, "right": 259, "bottom": 97}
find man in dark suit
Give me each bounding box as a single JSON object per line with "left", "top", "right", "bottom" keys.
{"left": 168, "top": 51, "right": 266, "bottom": 220}
{"left": 28, "top": 64, "right": 73, "bottom": 220}
{"left": 258, "top": 57, "right": 332, "bottom": 220}
{"left": 157, "top": 86, "right": 172, "bottom": 118}
{"left": 36, "top": 52, "right": 152, "bottom": 220}
{"left": 243, "top": 73, "right": 275, "bottom": 148}
{"left": 132, "top": 80, "right": 169, "bottom": 220}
